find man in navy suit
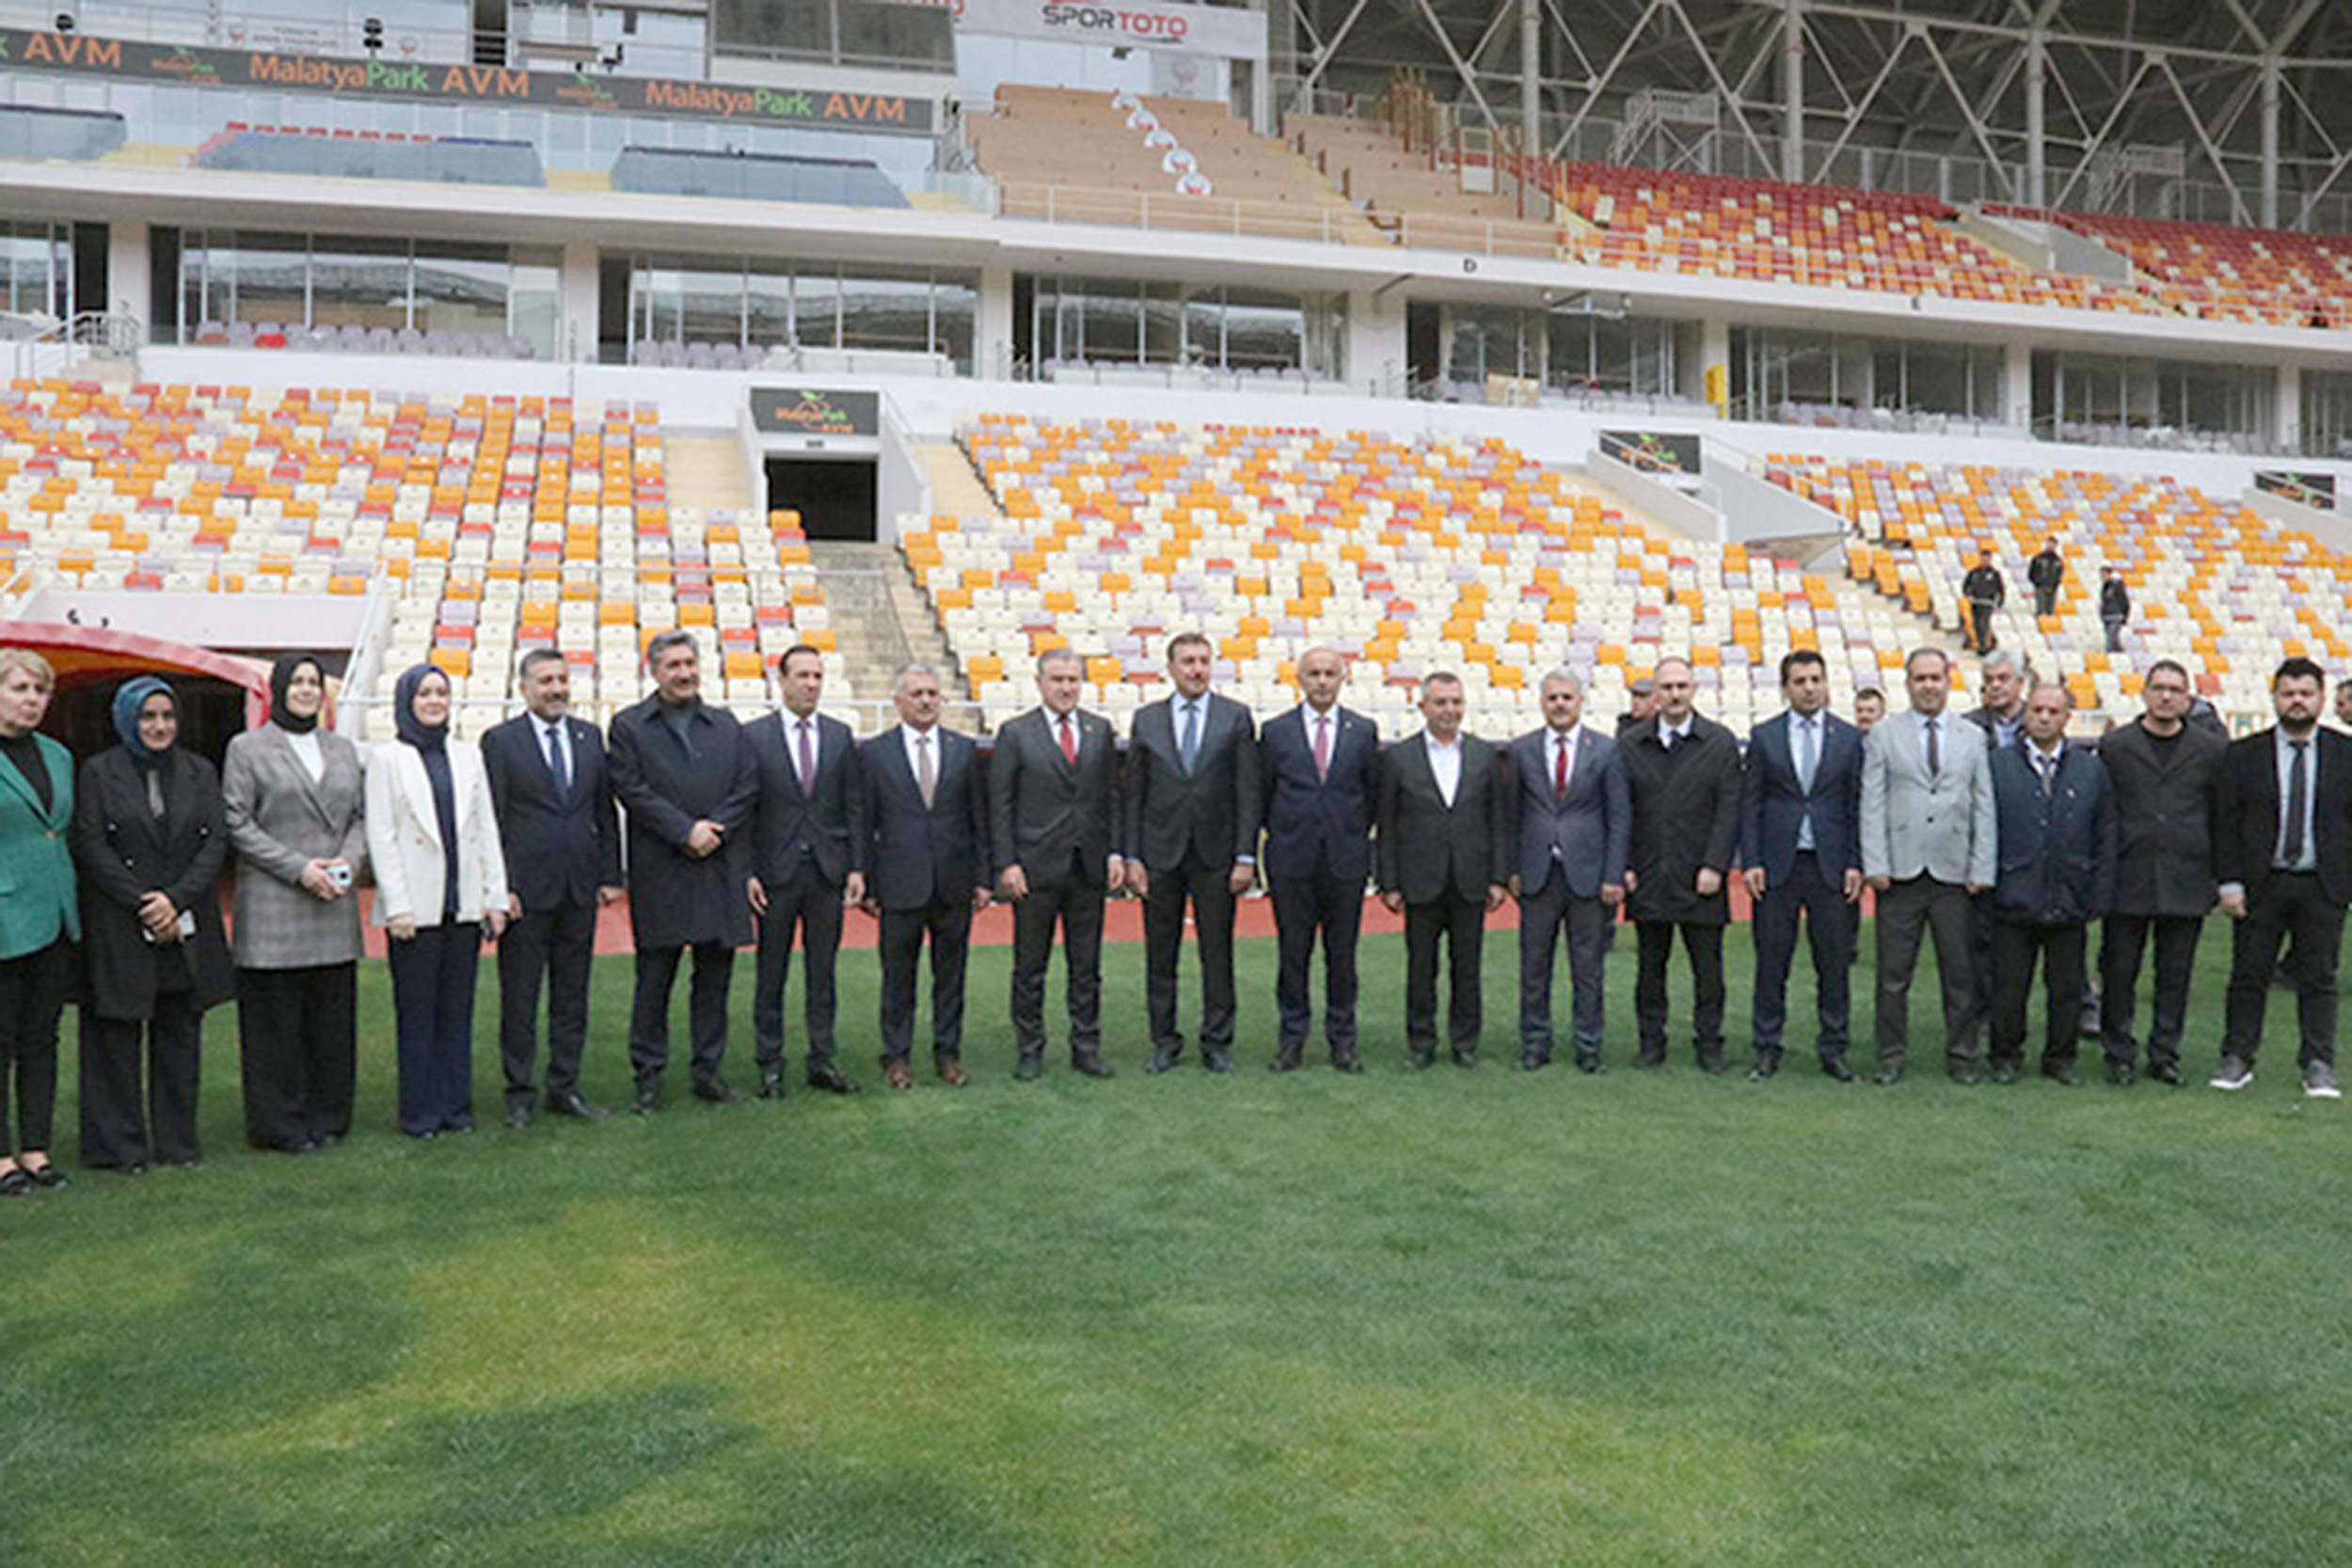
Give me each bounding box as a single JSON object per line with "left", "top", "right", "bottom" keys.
{"left": 1377, "top": 673, "right": 1509, "bottom": 1069}
{"left": 742, "top": 644, "right": 866, "bottom": 1098}
{"left": 1986, "top": 684, "right": 2116, "bottom": 1085}
{"left": 1505, "top": 669, "right": 1627, "bottom": 1072}
{"left": 1124, "top": 633, "right": 1261, "bottom": 1074}
{"left": 858, "top": 663, "right": 990, "bottom": 1089}
{"left": 1258, "top": 646, "right": 1378, "bottom": 1072}
{"left": 482, "top": 649, "right": 624, "bottom": 1127}
{"left": 1739, "top": 649, "right": 1865, "bottom": 1081}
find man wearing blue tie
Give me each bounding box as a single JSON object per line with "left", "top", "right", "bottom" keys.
{"left": 1740, "top": 650, "right": 1866, "bottom": 1081}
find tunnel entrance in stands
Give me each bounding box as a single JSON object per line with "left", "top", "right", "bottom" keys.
{"left": 764, "top": 457, "right": 877, "bottom": 542}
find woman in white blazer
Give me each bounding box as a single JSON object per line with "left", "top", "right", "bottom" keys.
{"left": 367, "top": 664, "right": 509, "bottom": 1138}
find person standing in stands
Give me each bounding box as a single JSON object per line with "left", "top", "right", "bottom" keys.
{"left": 1505, "top": 668, "right": 1627, "bottom": 1073}
{"left": 2099, "top": 567, "right": 2132, "bottom": 654}
{"left": 2336, "top": 675, "right": 2352, "bottom": 734}
{"left": 484, "top": 648, "right": 624, "bottom": 1128}
{"left": 1377, "top": 672, "right": 1508, "bottom": 1069}
{"left": 1985, "top": 684, "right": 2116, "bottom": 1086}
{"left": 1852, "top": 688, "right": 1886, "bottom": 732}
{"left": 1258, "top": 646, "right": 1379, "bottom": 1073}
{"left": 993, "top": 647, "right": 1122, "bottom": 1081}
{"left": 2209, "top": 657, "right": 2352, "bottom": 1099}
{"left": 0, "top": 649, "right": 77, "bottom": 1196}
{"left": 1739, "top": 651, "right": 1865, "bottom": 1082}
{"left": 743, "top": 644, "right": 866, "bottom": 1099}
{"left": 1967, "top": 651, "right": 2029, "bottom": 750}
{"left": 859, "top": 663, "right": 990, "bottom": 1090}
{"left": 2097, "top": 660, "right": 2224, "bottom": 1085}
{"left": 2027, "top": 536, "right": 2066, "bottom": 620}
{"left": 1963, "top": 547, "right": 2006, "bottom": 653}
{"left": 1618, "top": 657, "right": 1742, "bottom": 1073}
{"left": 1616, "top": 675, "right": 1658, "bottom": 735}
{"left": 608, "top": 629, "right": 758, "bottom": 1113}
{"left": 72, "top": 677, "right": 231, "bottom": 1175}
{"left": 1126, "top": 632, "right": 1260, "bottom": 1075}
{"left": 223, "top": 652, "right": 366, "bottom": 1155}
{"left": 367, "top": 663, "right": 510, "bottom": 1139}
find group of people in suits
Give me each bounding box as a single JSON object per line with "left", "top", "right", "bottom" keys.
{"left": 1, "top": 622, "right": 2344, "bottom": 1198}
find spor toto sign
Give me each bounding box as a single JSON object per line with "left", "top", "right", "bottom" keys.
{"left": 951, "top": 0, "right": 1269, "bottom": 60}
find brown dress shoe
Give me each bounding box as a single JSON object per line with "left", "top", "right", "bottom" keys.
{"left": 936, "top": 1059, "right": 970, "bottom": 1087}
{"left": 883, "top": 1061, "right": 914, "bottom": 1090}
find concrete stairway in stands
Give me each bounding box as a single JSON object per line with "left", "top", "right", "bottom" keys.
{"left": 806, "top": 540, "right": 980, "bottom": 727}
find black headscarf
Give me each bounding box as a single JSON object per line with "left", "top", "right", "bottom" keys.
{"left": 394, "top": 663, "right": 462, "bottom": 919}
{"left": 268, "top": 652, "right": 324, "bottom": 735}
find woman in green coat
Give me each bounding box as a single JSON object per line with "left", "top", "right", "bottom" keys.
{"left": 0, "top": 648, "right": 80, "bottom": 1196}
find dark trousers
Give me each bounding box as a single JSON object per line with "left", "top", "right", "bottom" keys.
{"left": 236, "top": 962, "right": 357, "bottom": 1150}
{"left": 629, "top": 942, "right": 736, "bottom": 1090}
{"left": 1518, "top": 871, "right": 1609, "bottom": 1062}
{"left": 1270, "top": 864, "right": 1362, "bottom": 1059}
{"left": 2222, "top": 873, "right": 2345, "bottom": 1069}
{"left": 1009, "top": 856, "right": 1105, "bottom": 1063}
{"left": 752, "top": 861, "right": 844, "bottom": 1077}
{"left": 80, "top": 992, "right": 202, "bottom": 1167}
{"left": 1143, "top": 852, "right": 1238, "bottom": 1057}
{"left": 2100, "top": 913, "right": 2202, "bottom": 1068}
{"left": 1750, "top": 851, "right": 1856, "bottom": 1062}
{"left": 1989, "top": 919, "right": 2088, "bottom": 1069}
{"left": 2103, "top": 616, "right": 2125, "bottom": 653}
{"left": 1634, "top": 920, "right": 1725, "bottom": 1064}
{"left": 878, "top": 898, "right": 973, "bottom": 1066}
{"left": 1873, "top": 876, "right": 1984, "bottom": 1071}
{"left": 1969, "top": 601, "right": 1996, "bottom": 650}
{"left": 2033, "top": 585, "right": 2058, "bottom": 618}
{"left": 0, "top": 939, "right": 72, "bottom": 1156}
{"left": 497, "top": 897, "right": 596, "bottom": 1107}
{"left": 389, "top": 922, "right": 481, "bottom": 1137}
{"left": 1404, "top": 895, "right": 1485, "bottom": 1061}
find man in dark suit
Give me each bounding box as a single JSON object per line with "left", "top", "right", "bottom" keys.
{"left": 743, "top": 644, "right": 866, "bottom": 1098}
{"left": 607, "top": 629, "right": 758, "bottom": 1112}
{"left": 2097, "top": 659, "right": 2224, "bottom": 1085}
{"left": 1377, "top": 672, "right": 1507, "bottom": 1069}
{"left": 1125, "top": 632, "right": 1261, "bottom": 1074}
{"left": 1506, "top": 668, "right": 1627, "bottom": 1073}
{"left": 1963, "top": 548, "right": 2005, "bottom": 652}
{"left": 858, "top": 663, "right": 990, "bottom": 1089}
{"left": 990, "top": 647, "right": 1122, "bottom": 1081}
{"left": 2209, "top": 657, "right": 2352, "bottom": 1098}
{"left": 1987, "top": 684, "right": 2117, "bottom": 1085}
{"left": 483, "top": 648, "right": 623, "bottom": 1128}
{"left": 1257, "top": 645, "right": 1378, "bottom": 1072}
{"left": 1619, "top": 657, "right": 1741, "bottom": 1073}
{"left": 2027, "top": 536, "right": 2065, "bottom": 619}
{"left": 1739, "top": 649, "right": 1865, "bottom": 1081}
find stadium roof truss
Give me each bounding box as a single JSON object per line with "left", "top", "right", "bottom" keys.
{"left": 1270, "top": 0, "right": 2352, "bottom": 230}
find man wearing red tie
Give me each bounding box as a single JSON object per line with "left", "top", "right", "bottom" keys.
{"left": 1505, "top": 669, "right": 1628, "bottom": 1072}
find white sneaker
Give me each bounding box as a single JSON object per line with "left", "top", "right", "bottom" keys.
{"left": 2306, "top": 1063, "right": 2342, "bottom": 1100}
{"left": 2209, "top": 1056, "right": 2255, "bottom": 1090}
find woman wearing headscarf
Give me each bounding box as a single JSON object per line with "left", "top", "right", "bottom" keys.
{"left": 222, "top": 652, "right": 367, "bottom": 1153}
{"left": 0, "top": 648, "right": 77, "bottom": 1197}
{"left": 366, "top": 664, "right": 508, "bottom": 1139}
{"left": 72, "top": 677, "right": 234, "bottom": 1174}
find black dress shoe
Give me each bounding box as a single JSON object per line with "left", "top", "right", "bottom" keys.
{"left": 0, "top": 1168, "right": 30, "bottom": 1197}
{"left": 1874, "top": 1064, "right": 1905, "bottom": 1085}
{"left": 2149, "top": 1059, "right": 2184, "bottom": 1086}
{"left": 24, "top": 1162, "right": 68, "bottom": 1189}
{"left": 1697, "top": 1053, "right": 1729, "bottom": 1077}
{"left": 1747, "top": 1053, "right": 1782, "bottom": 1081}
{"left": 1404, "top": 1052, "right": 1435, "bottom": 1072}
{"left": 1071, "top": 1053, "right": 1115, "bottom": 1080}
{"left": 1269, "top": 1052, "right": 1301, "bottom": 1073}
{"left": 1145, "top": 1046, "right": 1182, "bottom": 1075}
{"left": 503, "top": 1104, "right": 533, "bottom": 1131}
{"left": 1516, "top": 1053, "right": 1549, "bottom": 1072}
{"left": 1576, "top": 1053, "right": 1604, "bottom": 1074}
{"left": 806, "top": 1065, "right": 861, "bottom": 1096}
{"left": 164, "top": 1155, "right": 200, "bottom": 1170}
{"left": 692, "top": 1079, "right": 747, "bottom": 1105}
{"left": 2042, "top": 1059, "right": 2083, "bottom": 1087}
{"left": 120, "top": 1162, "right": 148, "bottom": 1178}
{"left": 1452, "top": 1050, "right": 1478, "bottom": 1069}
{"left": 1331, "top": 1052, "right": 1363, "bottom": 1074}
{"left": 1632, "top": 1050, "right": 1665, "bottom": 1070}
{"left": 1013, "top": 1054, "right": 1043, "bottom": 1082}
{"left": 546, "top": 1090, "right": 611, "bottom": 1121}
{"left": 756, "top": 1072, "right": 787, "bottom": 1101}
{"left": 1955, "top": 1066, "right": 1989, "bottom": 1086}
{"left": 312, "top": 1131, "right": 344, "bottom": 1149}
{"left": 1202, "top": 1049, "right": 1233, "bottom": 1074}
{"left": 1821, "top": 1057, "right": 1857, "bottom": 1083}
{"left": 1989, "top": 1061, "right": 2020, "bottom": 1085}
{"left": 632, "top": 1084, "right": 661, "bottom": 1115}
{"left": 2105, "top": 1058, "right": 2137, "bottom": 1086}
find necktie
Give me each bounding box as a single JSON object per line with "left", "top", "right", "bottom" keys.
{"left": 1796, "top": 718, "right": 1818, "bottom": 794}
{"left": 915, "top": 732, "right": 935, "bottom": 809}
{"left": 2038, "top": 749, "right": 2058, "bottom": 796}
{"left": 2284, "top": 738, "right": 2311, "bottom": 864}
{"left": 1925, "top": 717, "right": 1941, "bottom": 778}
{"left": 1312, "top": 714, "right": 1330, "bottom": 782}
{"left": 1058, "top": 714, "right": 1077, "bottom": 765}
{"left": 796, "top": 719, "right": 816, "bottom": 794}
{"left": 1553, "top": 733, "right": 1569, "bottom": 800}
{"left": 1180, "top": 702, "right": 1200, "bottom": 774}
{"left": 545, "top": 722, "right": 570, "bottom": 796}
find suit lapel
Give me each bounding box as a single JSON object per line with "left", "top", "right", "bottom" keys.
{"left": 397, "top": 745, "right": 445, "bottom": 849}
{"left": 0, "top": 737, "right": 50, "bottom": 821}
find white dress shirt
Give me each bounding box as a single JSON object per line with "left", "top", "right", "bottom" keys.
{"left": 1425, "top": 732, "right": 1464, "bottom": 807}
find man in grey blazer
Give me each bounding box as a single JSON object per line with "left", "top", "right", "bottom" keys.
{"left": 1861, "top": 646, "right": 1998, "bottom": 1084}
{"left": 1506, "top": 670, "right": 1628, "bottom": 1072}
{"left": 1125, "top": 633, "right": 1261, "bottom": 1074}
{"left": 990, "top": 647, "right": 1123, "bottom": 1081}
